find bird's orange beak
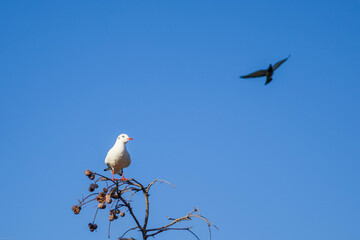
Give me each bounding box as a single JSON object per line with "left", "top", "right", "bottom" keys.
{"left": 127, "top": 138, "right": 133, "bottom": 141}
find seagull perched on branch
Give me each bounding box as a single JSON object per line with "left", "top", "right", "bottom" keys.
{"left": 104, "top": 134, "right": 133, "bottom": 181}
{"left": 240, "top": 55, "right": 290, "bottom": 85}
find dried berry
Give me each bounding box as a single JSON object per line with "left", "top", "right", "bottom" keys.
{"left": 72, "top": 205, "right": 81, "bottom": 214}
{"left": 103, "top": 188, "right": 108, "bottom": 193}
{"left": 84, "top": 169, "right": 92, "bottom": 176}
{"left": 109, "top": 214, "right": 115, "bottom": 221}
{"left": 88, "top": 223, "right": 94, "bottom": 232}
{"left": 89, "top": 174, "right": 95, "bottom": 180}
{"left": 114, "top": 215, "right": 118, "bottom": 219}
{"left": 89, "top": 183, "right": 98, "bottom": 192}
{"left": 98, "top": 203, "right": 106, "bottom": 209}
{"left": 105, "top": 194, "right": 112, "bottom": 204}
{"left": 96, "top": 193, "right": 105, "bottom": 203}
{"left": 120, "top": 212, "right": 125, "bottom": 217}
{"left": 93, "top": 224, "right": 98, "bottom": 230}
{"left": 115, "top": 209, "right": 120, "bottom": 214}
{"left": 112, "top": 193, "right": 119, "bottom": 199}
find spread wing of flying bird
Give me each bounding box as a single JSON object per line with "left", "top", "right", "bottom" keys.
{"left": 240, "top": 70, "right": 267, "bottom": 78}
{"left": 272, "top": 55, "right": 290, "bottom": 70}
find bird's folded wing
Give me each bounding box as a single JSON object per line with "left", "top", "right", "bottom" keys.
{"left": 273, "top": 55, "right": 290, "bottom": 70}
{"left": 240, "top": 70, "right": 267, "bottom": 78}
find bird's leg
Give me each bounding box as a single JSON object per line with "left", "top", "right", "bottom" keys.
{"left": 111, "top": 169, "right": 115, "bottom": 181}
{"left": 120, "top": 170, "right": 129, "bottom": 181}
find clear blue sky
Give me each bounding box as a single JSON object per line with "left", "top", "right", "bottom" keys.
{"left": 0, "top": 0, "right": 359, "bottom": 239}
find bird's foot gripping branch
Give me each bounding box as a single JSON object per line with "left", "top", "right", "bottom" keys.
{"left": 72, "top": 170, "right": 218, "bottom": 240}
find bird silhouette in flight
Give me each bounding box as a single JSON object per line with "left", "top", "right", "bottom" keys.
{"left": 240, "top": 55, "right": 290, "bottom": 85}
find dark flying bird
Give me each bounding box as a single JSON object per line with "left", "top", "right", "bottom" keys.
{"left": 240, "top": 55, "right": 290, "bottom": 85}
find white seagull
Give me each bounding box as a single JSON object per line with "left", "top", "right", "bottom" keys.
{"left": 104, "top": 133, "right": 133, "bottom": 181}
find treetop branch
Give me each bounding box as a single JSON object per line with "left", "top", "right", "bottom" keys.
{"left": 72, "top": 169, "right": 217, "bottom": 239}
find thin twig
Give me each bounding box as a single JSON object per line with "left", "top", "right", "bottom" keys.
{"left": 120, "top": 226, "right": 139, "bottom": 238}
{"left": 92, "top": 208, "right": 99, "bottom": 223}
{"left": 77, "top": 193, "right": 98, "bottom": 206}
{"left": 146, "top": 207, "right": 217, "bottom": 239}
{"left": 147, "top": 227, "right": 199, "bottom": 239}
{"left": 146, "top": 179, "right": 175, "bottom": 192}
{"left": 108, "top": 219, "right": 111, "bottom": 238}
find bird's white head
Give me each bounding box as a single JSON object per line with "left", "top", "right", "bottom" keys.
{"left": 116, "top": 133, "right": 133, "bottom": 144}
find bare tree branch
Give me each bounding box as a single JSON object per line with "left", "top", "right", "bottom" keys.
{"left": 117, "top": 188, "right": 143, "bottom": 230}
{"left": 119, "top": 226, "right": 139, "bottom": 239}
{"left": 72, "top": 170, "right": 217, "bottom": 239}
{"left": 146, "top": 179, "right": 175, "bottom": 192}
{"left": 146, "top": 227, "right": 199, "bottom": 239}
